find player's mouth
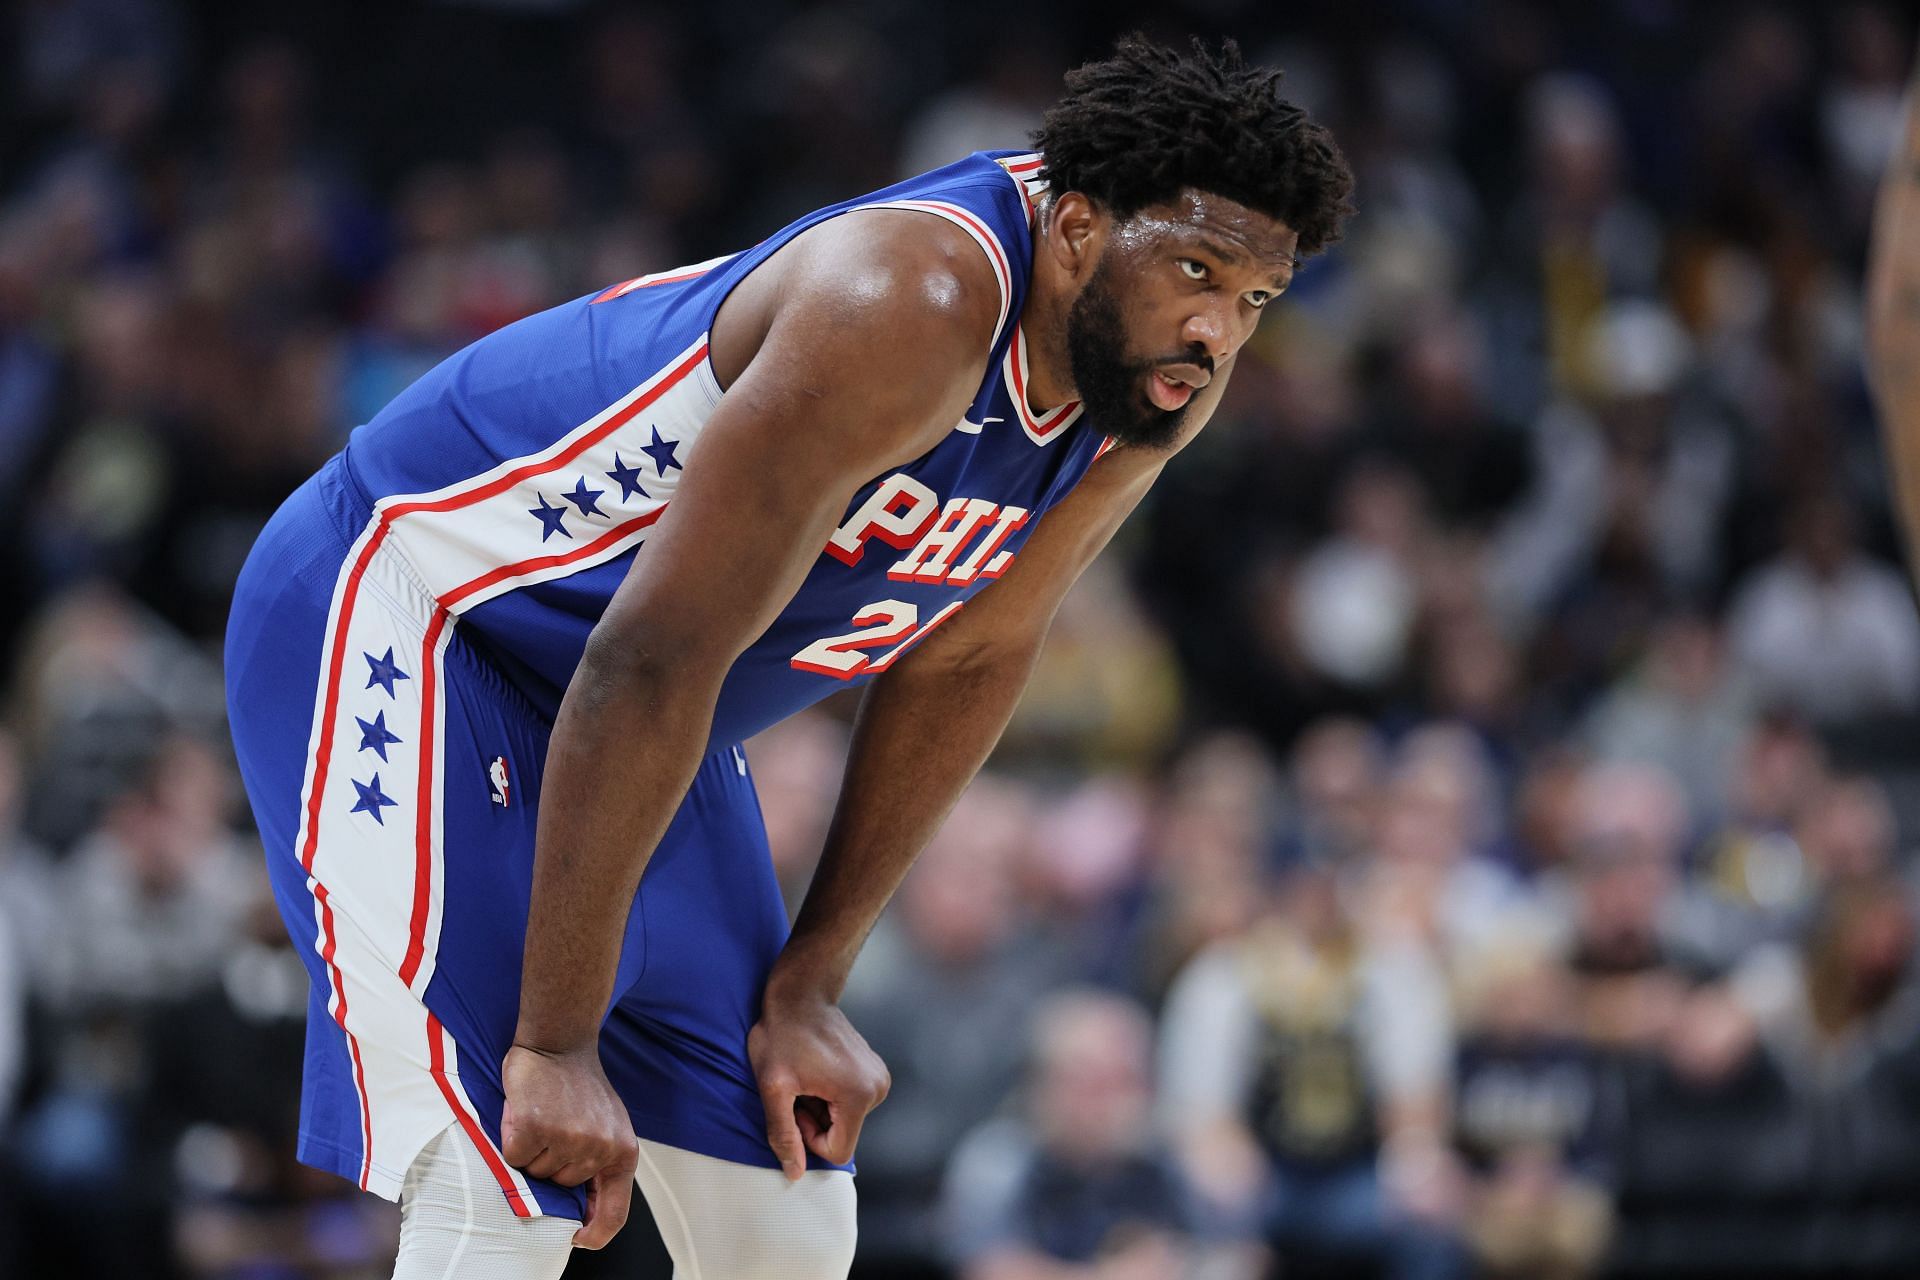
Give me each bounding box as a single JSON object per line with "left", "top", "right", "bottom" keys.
{"left": 1147, "top": 367, "right": 1202, "bottom": 411}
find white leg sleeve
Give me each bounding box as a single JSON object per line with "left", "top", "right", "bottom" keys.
{"left": 389, "top": 1124, "right": 578, "bottom": 1280}
{"left": 633, "top": 1138, "right": 857, "bottom": 1280}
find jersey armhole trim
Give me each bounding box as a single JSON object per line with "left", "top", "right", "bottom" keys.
{"left": 861, "top": 199, "right": 1014, "bottom": 354}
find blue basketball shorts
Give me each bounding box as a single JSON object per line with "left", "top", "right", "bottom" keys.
{"left": 224, "top": 455, "right": 835, "bottom": 1223}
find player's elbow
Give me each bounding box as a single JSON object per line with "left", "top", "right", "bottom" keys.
{"left": 574, "top": 620, "right": 728, "bottom": 717}
{"left": 888, "top": 617, "right": 1043, "bottom": 689}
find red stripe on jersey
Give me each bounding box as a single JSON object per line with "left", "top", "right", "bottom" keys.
{"left": 427, "top": 1015, "right": 534, "bottom": 1217}
{"left": 591, "top": 265, "right": 717, "bottom": 303}
{"left": 1005, "top": 323, "right": 1079, "bottom": 440}
{"left": 301, "top": 523, "right": 393, "bottom": 873}
{"left": 382, "top": 342, "right": 709, "bottom": 522}
{"left": 313, "top": 881, "right": 375, "bottom": 1190}
{"left": 437, "top": 506, "right": 668, "bottom": 610}
{"left": 397, "top": 606, "right": 450, "bottom": 990}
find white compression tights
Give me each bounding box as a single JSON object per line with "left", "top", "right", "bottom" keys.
{"left": 389, "top": 1123, "right": 858, "bottom": 1280}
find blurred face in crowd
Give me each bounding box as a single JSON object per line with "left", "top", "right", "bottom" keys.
{"left": 1796, "top": 778, "right": 1894, "bottom": 884}
{"left": 1732, "top": 719, "right": 1826, "bottom": 826}
{"left": 1377, "top": 762, "right": 1471, "bottom": 868}
{"left": 1032, "top": 995, "right": 1154, "bottom": 1163}
{"left": 109, "top": 738, "right": 233, "bottom": 893}
{"left": 1291, "top": 717, "right": 1383, "bottom": 859}
{"left": 1572, "top": 765, "right": 1687, "bottom": 954}
{"left": 900, "top": 785, "right": 1026, "bottom": 964}
{"left": 1059, "top": 190, "right": 1297, "bottom": 450}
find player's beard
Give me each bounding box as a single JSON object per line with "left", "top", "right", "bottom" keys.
{"left": 1064, "top": 255, "right": 1198, "bottom": 452}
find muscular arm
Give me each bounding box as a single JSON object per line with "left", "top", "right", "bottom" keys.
{"left": 748, "top": 362, "right": 1236, "bottom": 1177}
{"left": 502, "top": 211, "right": 999, "bottom": 1241}
{"left": 1868, "top": 73, "right": 1920, "bottom": 574}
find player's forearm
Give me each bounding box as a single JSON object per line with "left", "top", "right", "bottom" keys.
{"left": 763, "top": 633, "right": 1044, "bottom": 1009}
{"left": 1868, "top": 75, "right": 1920, "bottom": 573}
{"left": 514, "top": 644, "right": 722, "bottom": 1052}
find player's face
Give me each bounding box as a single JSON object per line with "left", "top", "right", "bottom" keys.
{"left": 1066, "top": 192, "right": 1298, "bottom": 449}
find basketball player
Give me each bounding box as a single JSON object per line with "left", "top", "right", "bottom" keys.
{"left": 224, "top": 36, "right": 1353, "bottom": 1278}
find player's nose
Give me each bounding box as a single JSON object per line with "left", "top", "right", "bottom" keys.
{"left": 1181, "top": 304, "right": 1234, "bottom": 364}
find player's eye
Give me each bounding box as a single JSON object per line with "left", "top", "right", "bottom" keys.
{"left": 1245, "top": 291, "right": 1272, "bottom": 309}
{"left": 1177, "top": 259, "right": 1209, "bottom": 281}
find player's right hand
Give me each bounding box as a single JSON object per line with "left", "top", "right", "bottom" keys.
{"left": 501, "top": 1042, "right": 639, "bottom": 1249}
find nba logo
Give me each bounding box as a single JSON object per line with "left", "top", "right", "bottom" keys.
{"left": 488, "top": 756, "right": 510, "bottom": 806}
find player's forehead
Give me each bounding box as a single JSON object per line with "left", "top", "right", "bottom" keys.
{"left": 1111, "top": 190, "right": 1299, "bottom": 280}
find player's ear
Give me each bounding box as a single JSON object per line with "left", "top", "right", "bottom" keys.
{"left": 1044, "top": 192, "right": 1103, "bottom": 281}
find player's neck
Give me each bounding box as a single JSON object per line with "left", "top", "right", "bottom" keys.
{"left": 1018, "top": 224, "right": 1078, "bottom": 411}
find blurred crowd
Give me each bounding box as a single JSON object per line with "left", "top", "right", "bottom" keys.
{"left": 6, "top": 0, "right": 1920, "bottom": 1276}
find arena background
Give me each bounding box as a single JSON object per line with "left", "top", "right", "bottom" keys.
{"left": 8, "top": 0, "right": 1920, "bottom": 1276}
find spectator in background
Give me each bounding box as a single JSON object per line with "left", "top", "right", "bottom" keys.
{"left": 1449, "top": 925, "right": 1615, "bottom": 1280}
{"left": 1691, "top": 714, "right": 1854, "bottom": 972}
{"left": 10, "top": 733, "right": 255, "bottom": 1276}
{"left": 1130, "top": 733, "right": 1283, "bottom": 1003}
{"left": 1553, "top": 763, "right": 1721, "bottom": 1049}
{"left": 1289, "top": 461, "right": 1427, "bottom": 699}
{"left": 1490, "top": 302, "right": 1735, "bottom": 676}
{"left": 1158, "top": 865, "right": 1467, "bottom": 1280}
{"left": 1729, "top": 875, "right": 1920, "bottom": 1095}
{"left": 7, "top": 583, "right": 228, "bottom": 848}
{"left": 1281, "top": 716, "right": 1386, "bottom": 870}
{"left": 1582, "top": 612, "right": 1753, "bottom": 826}
{"left": 1727, "top": 490, "right": 1920, "bottom": 725}
{"left": 1699, "top": 769, "right": 1898, "bottom": 961}
{"left": 1359, "top": 726, "right": 1531, "bottom": 963}
{"left": 32, "top": 734, "right": 255, "bottom": 1012}
{"left": 946, "top": 990, "right": 1232, "bottom": 1280}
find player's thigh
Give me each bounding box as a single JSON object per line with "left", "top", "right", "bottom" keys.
{"left": 634, "top": 1137, "right": 856, "bottom": 1280}
{"left": 602, "top": 745, "right": 826, "bottom": 1170}
{"left": 392, "top": 1124, "right": 577, "bottom": 1280}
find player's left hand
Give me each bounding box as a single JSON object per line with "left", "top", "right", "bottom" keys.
{"left": 747, "top": 992, "right": 890, "bottom": 1180}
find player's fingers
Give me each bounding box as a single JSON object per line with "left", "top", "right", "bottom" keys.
{"left": 573, "top": 1165, "right": 634, "bottom": 1251}
{"left": 544, "top": 1157, "right": 599, "bottom": 1188}
{"left": 811, "top": 1100, "right": 868, "bottom": 1167}
{"left": 759, "top": 1077, "right": 806, "bottom": 1181}
{"left": 500, "top": 1103, "right": 536, "bottom": 1167}
{"left": 518, "top": 1145, "right": 565, "bottom": 1180}
{"left": 795, "top": 1095, "right": 827, "bottom": 1149}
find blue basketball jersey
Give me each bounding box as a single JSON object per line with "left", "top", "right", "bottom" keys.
{"left": 335, "top": 150, "right": 1111, "bottom": 744}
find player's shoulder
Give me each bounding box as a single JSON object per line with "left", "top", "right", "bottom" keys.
{"left": 816, "top": 150, "right": 1042, "bottom": 334}
{"left": 778, "top": 206, "right": 1002, "bottom": 360}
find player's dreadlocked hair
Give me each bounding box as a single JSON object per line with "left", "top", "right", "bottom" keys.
{"left": 1033, "top": 35, "right": 1355, "bottom": 256}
